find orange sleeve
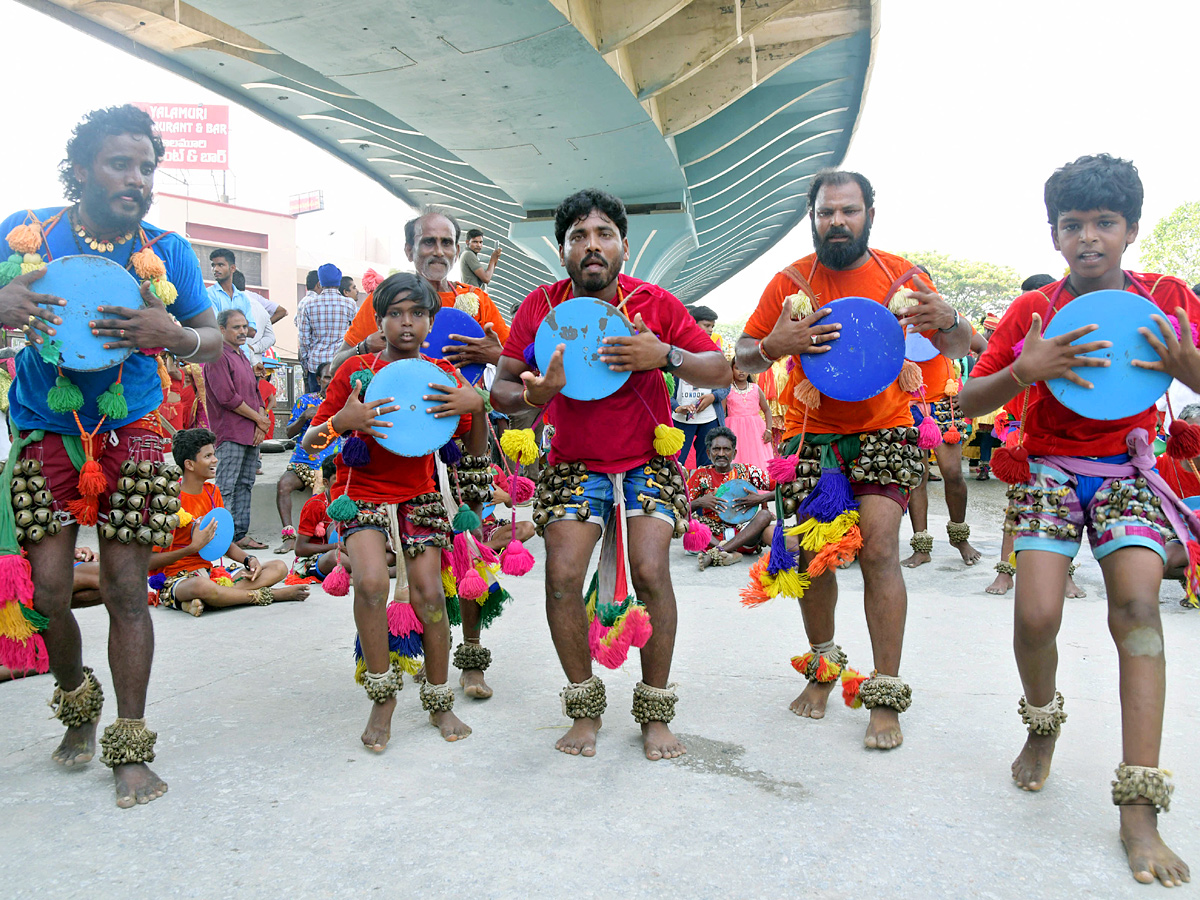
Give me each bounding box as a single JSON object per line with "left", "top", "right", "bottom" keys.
{"left": 476, "top": 291, "right": 510, "bottom": 344}
{"left": 743, "top": 271, "right": 792, "bottom": 340}
{"left": 343, "top": 295, "right": 377, "bottom": 347}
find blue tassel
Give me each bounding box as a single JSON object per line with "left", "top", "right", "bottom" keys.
{"left": 439, "top": 439, "right": 462, "bottom": 465}
{"left": 766, "top": 520, "right": 796, "bottom": 575}
{"left": 389, "top": 630, "right": 424, "bottom": 659}
{"left": 353, "top": 634, "right": 363, "bottom": 660}
{"left": 522, "top": 342, "right": 538, "bottom": 371}
{"left": 341, "top": 435, "right": 371, "bottom": 467}
{"left": 797, "top": 465, "right": 858, "bottom": 523}
{"left": 148, "top": 572, "right": 167, "bottom": 591}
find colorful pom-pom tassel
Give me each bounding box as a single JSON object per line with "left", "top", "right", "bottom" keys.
{"left": 942, "top": 424, "right": 961, "bottom": 445}
{"left": 522, "top": 342, "right": 538, "bottom": 370}
{"left": 77, "top": 459, "right": 106, "bottom": 499}
{"left": 796, "top": 465, "right": 857, "bottom": 524}
{"left": 991, "top": 445, "right": 1031, "bottom": 485}
{"left": 438, "top": 439, "right": 462, "bottom": 465}
{"left": 1167, "top": 418, "right": 1200, "bottom": 459}
{"left": 682, "top": 518, "right": 713, "bottom": 552}
{"left": 327, "top": 494, "right": 359, "bottom": 522}
{"left": 47, "top": 375, "right": 84, "bottom": 413}
{"left": 500, "top": 428, "right": 540, "bottom": 465}
{"left": 6, "top": 222, "right": 43, "bottom": 255}
{"left": 457, "top": 567, "right": 487, "bottom": 600}
{"left": 663, "top": 372, "right": 676, "bottom": 397}
{"left": 943, "top": 378, "right": 960, "bottom": 397}
{"left": 0, "top": 254, "right": 23, "bottom": 285}
{"left": 96, "top": 383, "right": 128, "bottom": 420}
{"left": 340, "top": 435, "right": 371, "bottom": 467}
{"left": 767, "top": 454, "right": 799, "bottom": 484}
{"left": 652, "top": 424, "right": 684, "bottom": 457}
{"left": 841, "top": 667, "right": 868, "bottom": 708}
{"left": 151, "top": 277, "right": 177, "bottom": 305}
{"left": 793, "top": 377, "right": 821, "bottom": 409}
{"left": 0, "top": 554, "right": 34, "bottom": 606}
{"left": 898, "top": 358, "right": 923, "bottom": 393}
{"left": 177, "top": 509, "right": 194, "bottom": 529}
{"left": 766, "top": 520, "right": 796, "bottom": 575}
{"left": 917, "top": 415, "right": 942, "bottom": 449}
{"left": 508, "top": 474, "right": 535, "bottom": 504}
{"left": 452, "top": 503, "right": 482, "bottom": 533}
{"left": 500, "top": 539, "right": 534, "bottom": 576}
{"left": 67, "top": 497, "right": 99, "bottom": 527}
{"left": 0, "top": 632, "right": 48, "bottom": 674}
{"left": 786, "top": 291, "right": 814, "bottom": 318}
{"left": 148, "top": 572, "right": 167, "bottom": 592}
{"left": 349, "top": 369, "right": 373, "bottom": 393}
{"left": 129, "top": 247, "right": 167, "bottom": 280}
{"left": 324, "top": 562, "right": 350, "bottom": 596}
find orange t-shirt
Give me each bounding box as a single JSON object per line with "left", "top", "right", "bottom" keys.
{"left": 343, "top": 283, "right": 510, "bottom": 348}
{"left": 918, "top": 354, "right": 956, "bottom": 403}
{"left": 744, "top": 250, "right": 936, "bottom": 438}
{"left": 153, "top": 482, "right": 222, "bottom": 577}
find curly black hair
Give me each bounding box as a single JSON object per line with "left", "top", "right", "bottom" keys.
{"left": 554, "top": 188, "right": 628, "bottom": 246}
{"left": 172, "top": 428, "right": 217, "bottom": 468}
{"left": 59, "top": 105, "right": 166, "bottom": 202}
{"left": 1044, "top": 154, "right": 1143, "bottom": 226}
{"left": 807, "top": 169, "right": 875, "bottom": 213}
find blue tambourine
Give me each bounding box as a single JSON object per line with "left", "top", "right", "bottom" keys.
{"left": 800, "top": 296, "right": 904, "bottom": 402}
{"left": 715, "top": 478, "right": 758, "bottom": 526}
{"left": 1183, "top": 496, "right": 1200, "bottom": 513}
{"left": 34, "top": 255, "right": 145, "bottom": 372}
{"left": 535, "top": 297, "right": 634, "bottom": 401}
{"left": 196, "top": 507, "right": 234, "bottom": 563}
{"left": 1042, "top": 290, "right": 1173, "bottom": 421}
{"left": 363, "top": 358, "right": 460, "bottom": 457}
{"left": 905, "top": 331, "right": 939, "bottom": 362}
{"left": 425, "top": 307, "right": 486, "bottom": 385}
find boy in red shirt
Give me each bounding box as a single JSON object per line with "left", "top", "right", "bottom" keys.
{"left": 303, "top": 272, "right": 485, "bottom": 750}
{"left": 960, "top": 154, "right": 1197, "bottom": 888}
{"left": 292, "top": 459, "right": 399, "bottom": 581}
{"left": 151, "top": 429, "right": 307, "bottom": 615}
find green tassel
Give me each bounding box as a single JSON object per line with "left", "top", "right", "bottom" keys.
{"left": 20, "top": 604, "right": 49, "bottom": 630}
{"left": 452, "top": 503, "right": 481, "bottom": 533}
{"left": 477, "top": 585, "right": 510, "bottom": 629}
{"left": 0, "top": 254, "right": 21, "bottom": 286}
{"left": 349, "top": 369, "right": 373, "bottom": 394}
{"left": 96, "top": 383, "right": 128, "bottom": 420}
{"left": 327, "top": 494, "right": 359, "bottom": 522}
{"left": 445, "top": 593, "right": 462, "bottom": 627}
{"left": 664, "top": 372, "right": 676, "bottom": 396}
{"left": 47, "top": 375, "right": 83, "bottom": 413}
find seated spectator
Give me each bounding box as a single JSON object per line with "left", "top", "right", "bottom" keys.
{"left": 275, "top": 363, "right": 339, "bottom": 553}
{"left": 687, "top": 427, "right": 775, "bottom": 570}
{"left": 150, "top": 428, "right": 308, "bottom": 616}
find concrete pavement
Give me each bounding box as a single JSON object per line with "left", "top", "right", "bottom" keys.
{"left": 2, "top": 456, "right": 1197, "bottom": 899}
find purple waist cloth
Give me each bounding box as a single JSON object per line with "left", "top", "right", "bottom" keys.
{"left": 1038, "top": 428, "right": 1200, "bottom": 549}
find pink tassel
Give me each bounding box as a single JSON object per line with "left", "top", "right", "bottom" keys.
{"left": 624, "top": 605, "right": 653, "bottom": 649}
{"left": 917, "top": 416, "right": 942, "bottom": 449}
{"left": 451, "top": 532, "right": 473, "bottom": 578}
{"left": 492, "top": 466, "right": 510, "bottom": 493}
{"left": 500, "top": 539, "right": 534, "bottom": 576}
{"left": 386, "top": 600, "right": 423, "bottom": 636}
{"left": 324, "top": 561, "right": 350, "bottom": 596}
{"left": 682, "top": 519, "right": 713, "bottom": 552}
{"left": 314, "top": 522, "right": 327, "bottom": 538}
{"left": 0, "top": 633, "right": 49, "bottom": 674}
{"left": 0, "top": 554, "right": 34, "bottom": 604}
{"left": 587, "top": 615, "right": 608, "bottom": 662}
{"left": 457, "top": 568, "right": 487, "bottom": 600}
{"left": 476, "top": 540, "right": 499, "bottom": 565}
{"left": 508, "top": 475, "right": 535, "bottom": 505}
{"left": 593, "top": 624, "right": 634, "bottom": 670}
{"left": 767, "top": 454, "right": 799, "bottom": 484}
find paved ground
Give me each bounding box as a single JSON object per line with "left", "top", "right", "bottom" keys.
{"left": 2, "top": 454, "right": 1197, "bottom": 899}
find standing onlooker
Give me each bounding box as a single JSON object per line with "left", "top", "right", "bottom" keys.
{"left": 204, "top": 309, "right": 271, "bottom": 549}
{"left": 339, "top": 274, "right": 359, "bottom": 304}
{"left": 206, "top": 249, "right": 256, "bottom": 326}
{"left": 298, "top": 269, "right": 320, "bottom": 391}
{"left": 459, "top": 228, "right": 502, "bottom": 289}
{"left": 295, "top": 263, "right": 356, "bottom": 389}
{"left": 232, "top": 270, "right": 278, "bottom": 365}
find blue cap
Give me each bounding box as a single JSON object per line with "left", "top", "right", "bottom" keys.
{"left": 318, "top": 263, "right": 342, "bottom": 287}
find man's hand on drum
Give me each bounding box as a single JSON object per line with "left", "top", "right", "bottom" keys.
{"left": 896, "top": 276, "right": 957, "bottom": 333}
{"left": 694, "top": 493, "right": 725, "bottom": 513}
{"left": 442, "top": 323, "right": 503, "bottom": 368}
{"left": 91, "top": 279, "right": 184, "bottom": 350}
{"left": 729, "top": 491, "right": 772, "bottom": 515}
{"left": 334, "top": 383, "right": 400, "bottom": 440}
{"left": 599, "top": 313, "right": 672, "bottom": 372}
{"left": 424, "top": 380, "right": 484, "bottom": 419}
{"left": 520, "top": 342, "right": 566, "bottom": 406}
{"left": 761, "top": 297, "right": 839, "bottom": 358}
{"left": 0, "top": 268, "right": 65, "bottom": 345}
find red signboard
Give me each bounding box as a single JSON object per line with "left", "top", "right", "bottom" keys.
{"left": 134, "top": 103, "right": 229, "bottom": 170}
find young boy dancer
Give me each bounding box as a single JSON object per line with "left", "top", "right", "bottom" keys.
{"left": 960, "top": 154, "right": 1196, "bottom": 888}
{"left": 303, "top": 273, "right": 486, "bottom": 750}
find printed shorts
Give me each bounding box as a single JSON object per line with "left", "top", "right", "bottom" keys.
{"left": 340, "top": 492, "right": 452, "bottom": 555}
{"left": 533, "top": 457, "right": 685, "bottom": 536}
{"left": 1006, "top": 462, "right": 1174, "bottom": 562}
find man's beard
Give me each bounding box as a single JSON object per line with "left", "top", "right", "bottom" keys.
{"left": 81, "top": 178, "right": 152, "bottom": 235}
{"left": 567, "top": 252, "right": 620, "bottom": 294}
{"left": 812, "top": 220, "right": 871, "bottom": 270}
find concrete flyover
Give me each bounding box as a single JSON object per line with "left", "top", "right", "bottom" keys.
{"left": 23, "top": 0, "right": 878, "bottom": 312}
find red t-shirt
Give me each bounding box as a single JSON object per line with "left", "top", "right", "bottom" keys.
{"left": 972, "top": 273, "right": 1200, "bottom": 457}
{"left": 687, "top": 463, "right": 770, "bottom": 531}
{"left": 1157, "top": 453, "right": 1200, "bottom": 498}
{"left": 257, "top": 379, "right": 277, "bottom": 439}
{"left": 501, "top": 274, "right": 721, "bottom": 473}
{"left": 743, "top": 250, "right": 938, "bottom": 437}
{"left": 154, "top": 483, "right": 222, "bottom": 577}
{"left": 313, "top": 353, "right": 470, "bottom": 504}
{"left": 298, "top": 491, "right": 331, "bottom": 538}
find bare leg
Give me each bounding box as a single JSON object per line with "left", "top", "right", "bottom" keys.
{"left": 408, "top": 547, "right": 470, "bottom": 740}
{"left": 986, "top": 528, "right": 1016, "bottom": 595}
{"left": 1100, "top": 548, "right": 1189, "bottom": 887}
{"left": 790, "top": 549, "right": 838, "bottom": 719}
{"left": 1010, "top": 549, "right": 1069, "bottom": 791}
{"left": 458, "top": 589, "right": 491, "bottom": 699}
{"left": 346, "top": 530, "right": 395, "bottom": 752}
{"left": 483, "top": 520, "right": 535, "bottom": 553}
{"left": 274, "top": 471, "right": 305, "bottom": 552}
{"left": 901, "top": 452, "right": 931, "bottom": 568}
{"left": 97, "top": 537, "right": 168, "bottom": 807}
{"left": 71, "top": 560, "right": 103, "bottom": 608}
{"left": 939, "top": 442, "right": 980, "bottom": 564}
{"left": 628, "top": 515, "right": 686, "bottom": 761}
{"left": 718, "top": 510, "right": 773, "bottom": 554}
{"left": 857, "top": 494, "right": 907, "bottom": 749}
{"left": 171, "top": 560, "right": 307, "bottom": 614}
{"left": 543, "top": 519, "right": 602, "bottom": 756}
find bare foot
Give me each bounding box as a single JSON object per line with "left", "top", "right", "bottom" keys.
{"left": 459, "top": 670, "right": 493, "bottom": 699}
{"left": 1011, "top": 731, "right": 1056, "bottom": 790}
{"left": 901, "top": 550, "right": 930, "bottom": 569}
{"left": 237, "top": 537, "right": 268, "bottom": 550}
{"left": 361, "top": 696, "right": 395, "bottom": 752}
{"left": 429, "top": 709, "right": 471, "bottom": 741}
{"left": 182, "top": 599, "right": 205, "bottom": 617}
{"left": 789, "top": 680, "right": 836, "bottom": 719}
{"left": 273, "top": 584, "right": 309, "bottom": 602}
{"left": 51, "top": 721, "right": 97, "bottom": 767}
{"left": 273, "top": 536, "right": 295, "bottom": 554}
{"left": 643, "top": 721, "right": 686, "bottom": 760}
{"left": 985, "top": 571, "right": 1013, "bottom": 595}
{"left": 863, "top": 707, "right": 904, "bottom": 750}
{"left": 556, "top": 716, "right": 601, "bottom": 757}
{"left": 1065, "top": 575, "right": 1086, "bottom": 599}
{"left": 1121, "top": 804, "right": 1190, "bottom": 887}
{"left": 952, "top": 540, "right": 981, "bottom": 565}
{"left": 113, "top": 762, "right": 168, "bottom": 808}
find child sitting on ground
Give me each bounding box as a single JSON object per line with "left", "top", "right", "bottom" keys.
{"left": 151, "top": 428, "right": 308, "bottom": 616}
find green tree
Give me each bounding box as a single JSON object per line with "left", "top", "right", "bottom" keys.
{"left": 1139, "top": 201, "right": 1200, "bottom": 284}
{"left": 899, "top": 251, "right": 1024, "bottom": 322}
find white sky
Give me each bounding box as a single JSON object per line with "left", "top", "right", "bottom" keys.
{"left": 3, "top": 0, "right": 1197, "bottom": 320}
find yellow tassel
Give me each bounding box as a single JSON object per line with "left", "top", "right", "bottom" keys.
{"left": 813, "top": 654, "right": 842, "bottom": 683}
{"left": 393, "top": 651, "right": 423, "bottom": 676}
{"left": 944, "top": 378, "right": 960, "bottom": 397}
{"left": 653, "top": 424, "right": 684, "bottom": 457}
{"left": 771, "top": 568, "right": 810, "bottom": 600}
{"left": 0, "top": 600, "right": 38, "bottom": 641}
{"left": 213, "top": 576, "right": 233, "bottom": 586}
{"left": 1008, "top": 551, "right": 1017, "bottom": 566}
{"left": 354, "top": 658, "right": 367, "bottom": 685}
{"left": 787, "top": 511, "right": 859, "bottom": 552}
{"left": 500, "top": 428, "right": 540, "bottom": 465}
{"left": 177, "top": 509, "right": 194, "bottom": 529}
{"left": 441, "top": 567, "right": 457, "bottom": 599}
{"left": 785, "top": 291, "right": 813, "bottom": 318}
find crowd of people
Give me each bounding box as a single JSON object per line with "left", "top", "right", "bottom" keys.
{"left": 0, "top": 105, "right": 1196, "bottom": 889}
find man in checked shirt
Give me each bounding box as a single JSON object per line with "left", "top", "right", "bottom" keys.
{"left": 296, "top": 263, "right": 357, "bottom": 390}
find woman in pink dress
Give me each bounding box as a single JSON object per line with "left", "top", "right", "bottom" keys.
{"left": 724, "top": 360, "right": 775, "bottom": 470}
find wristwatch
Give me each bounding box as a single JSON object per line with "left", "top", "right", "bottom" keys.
{"left": 938, "top": 311, "right": 962, "bottom": 333}
{"left": 663, "top": 345, "right": 684, "bottom": 372}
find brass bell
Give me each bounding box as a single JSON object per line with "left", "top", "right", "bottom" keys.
{"left": 151, "top": 530, "right": 169, "bottom": 547}
{"left": 851, "top": 465, "right": 867, "bottom": 481}
{"left": 878, "top": 471, "right": 893, "bottom": 485}
{"left": 46, "top": 519, "right": 60, "bottom": 536}
{"left": 659, "top": 485, "right": 675, "bottom": 500}
{"left": 166, "top": 481, "right": 181, "bottom": 498}
{"left": 134, "top": 479, "right": 152, "bottom": 496}
{"left": 125, "top": 494, "right": 145, "bottom": 511}
{"left": 116, "top": 476, "right": 136, "bottom": 493}
{"left": 21, "top": 458, "right": 41, "bottom": 476}
{"left": 641, "top": 498, "right": 655, "bottom": 514}
{"left": 12, "top": 492, "right": 32, "bottom": 510}
{"left": 120, "top": 460, "right": 138, "bottom": 476}
{"left": 116, "top": 526, "right": 134, "bottom": 544}
{"left": 166, "top": 515, "right": 179, "bottom": 531}
{"left": 533, "top": 509, "right": 549, "bottom": 526}
{"left": 109, "top": 492, "right": 127, "bottom": 509}
{"left": 1046, "top": 525, "right": 1059, "bottom": 537}
{"left": 9, "top": 476, "right": 26, "bottom": 494}
{"left": 136, "top": 461, "right": 154, "bottom": 478}
{"left": 27, "top": 474, "right": 46, "bottom": 492}
{"left": 14, "top": 509, "right": 33, "bottom": 528}
{"left": 783, "top": 498, "right": 798, "bottom": 516}
{"left": 576, "top": 502, "right": 591, "bottom": 521}
{"left": 165, "top": 498, "right": 181, "bottom": 513}
{"left": 150, "top": 513, "right": 167, "bottom": 531}
{"left": 31, "top": 489, "right": 51, "bottom": 508}
{"left": 135, "top": 526, "right": 154, "bottom": 545}
{"left": 100, "top": 522, "right": 118, "bottom": 541}
{"left": 32, "top": 508, "right": 51, "bottom": 526}
{"left": 14, "top": 526, "right": 25, "bottom": 544}
{"left": 108, "top": 510, "right": 127, "bottom": 527}
{"left": 551, "top": 505, "right": 566, "bottom": 518}
{"left": 26, "top": 524, "right": 45, "bottom": 543}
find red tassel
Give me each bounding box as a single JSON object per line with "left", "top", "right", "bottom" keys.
{"left": 77, "top": 459, "right": 106, "bottom": 498}
{"left": 991, "top": 445, "right": 1031, "bottom": 485}
{"left": 66, "top": 497, "right": 99, "bottom": 527}
{"left": 942, "top": 425, "right": 962, "bottom": 445}
{"left": 1166, "top": 418, "right": 1200, "bottom": 459}
{"left": 841, "top": 667, "right": 867, "bottom": 708}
